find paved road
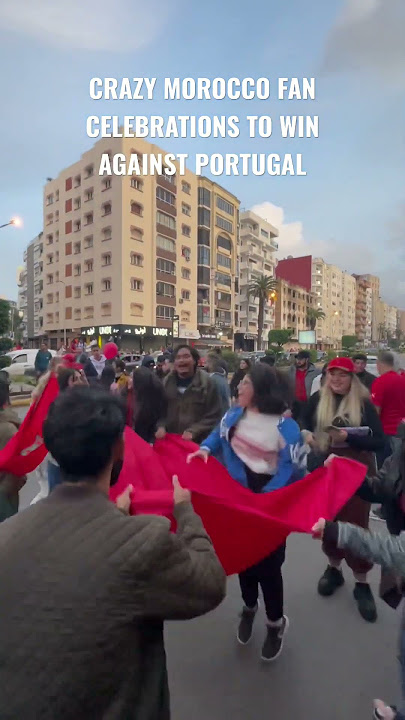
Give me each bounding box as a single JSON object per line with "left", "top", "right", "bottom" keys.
{"left": 17, "top": 406, "right": 400, "bottom": 719}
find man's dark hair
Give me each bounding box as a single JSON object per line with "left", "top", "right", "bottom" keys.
{"left": 173, "top": 344, "right": 200, "bottom": 367}
{"left": 43, "top": 386, "right": 126, "bottom": 480}
{"left": 378, "top": 351, "right": 395, "bottom": 368}
{"left": 100, "top": 365, "right": 116, "bottom": 389}
{"left": 260, "top": 354, "right": 275, "bottom": 367}
{"left": 296, "top": 350, "right": 310, "bottom": 360}
{"left": 352, "top": 353, "right": 367, "bottom": 363}
{"left": 57, "top": 367, "right": 77, "bottom": 392}
{"left": 0, "top": 379, "right": 10, "bottom": 407}
{"left": 248, "top": 364, "right": 293, "bottom": 415}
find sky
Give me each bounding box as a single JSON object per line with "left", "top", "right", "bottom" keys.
{"left": 0, "top": 0, "right": 404, "bottom": 306}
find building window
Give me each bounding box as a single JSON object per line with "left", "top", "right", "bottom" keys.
{"left": 74, "top": 219, "right": 81, "bottom": 232}
{"left": 101, "top": 303, "right": 112, "bottom": 316}
{"left": 102, "top": 178, "right": 111, "bottom": 191}
{"left": 216, "top": 271, "right": 231, "bottom": 287}
{"left": 85, "top": 283, "right": 93, "bottom": 295}
{"left": 156, "top": 210, "right": 175, "bottom": 230}
{"left": 102, "top": 253, "right": 112, "bottom": 266}
{"left": 181, "top": 310, "right": 191, "bottom": 321}
{"left": 156, "top": 258, "right": 175, "bottom": 275}
{"left": 102, "top": 226, "right": 112, "bottom": 242}
{"left": 84, "top": 235, "right": 93, "bottom": 249}
{"left": 55, "top": 190, "right": 59, "bottom": 201}
{"left": 157, "top": 282, "right": 175, "bottom": 297}
{"left": 84, "top": 260, "right": 93, "bottom": 272}
{"left": 198, "top": 246, "right": 210, "bottom": 266}
{"left": 74, "top": 174, "right": 81, "bottom": 188}
{"left": 198, "top": 266, "right": 210, "bottom": 285}
{"left": 130, "top": 278, "right": 143, "bottom": 291}
{"left": 84, "top": 306, "right": 94, "bottom": 319}
{"left": 46, "top": 193, "right": 54, "bottom": 206}
{"left": 217, "top": 253, "right": 231, "bottom": 269}
{"left": 46, "top": 313, "right": 54, "bottom": 323}
{"left": 46, "top": 254, "right": 53, "bottom": 265}
{"left": 46, "top": 214, "right": 53, "bottom": 226}
{"left": 55, "top": 211, "right": 59, "bottom": 222}
{"left": 130, "top": 252, "right": 143, "bottom": 266}
{"left": 84, "top": 212, "right": 93, "bottom": 225}
{"left": 198, "top": 207, "right": 211, "bottom": 228}
{"left": 156, "top": 305, "right": 174, "bottom": 319}
{"left": 47, "top": 274, "right": 53, "bottom": 285}
{"left": 102, "top": 202, "right": 112, "bottom": 216}
{"left": 198, "top": 188, "right": 211, "bottom": 207}
{"left": 197, "top": 305, "right": 210, "bottom": 323}
{"left": 215, "top": 309, "right": 232, "bottom": 324}
{"left": 156, "top": 187, "right": 175, "bottom": 205}
{"left": 182, "top": 203, "right": 191, "bottom": 216}
{"left": 73, "top": 197, "right": 81, "bottom": 210}
{"left": 156, "top": 235, "right": 175, "bottom": 253}
{"left": 181, "top": 290, "right": 190, "bottom": 301}
{"left": 182, "top": 181, "right": 191, "bottom": 194}
{"left": 217, "top": 234, "right": 232, "bottom": 252}
{"left": 102, "top": 278, "right": 111, "bottom": 292}
{"left": 159, "top": 170, "right": 176, "bottom": 185}
{"left": 181, "top": 268, "right": 191, "bottom": 280}
{"left": 46, "top": 234, "right": 53, "bottom": 245}
{"left": 74, "top": 308, "right": 81, "bottom": 321}
{"left": 84, "top": 189, "right": 93, "bottom": 202}
{"left": 130, "top": 303, "right": 143, "bottom": 317}
{"left": 182, "top": 246, "right": 191, "bottom": 262}
{"left": 46, "top": 293, "right": 53, "bottom": 303}
{"left": 182, "top": 224, "right": 191, "bottom": 237}
{"left": 216, "top": 215, "right": 233, "bottom": 233}
{"left": 130, "top": 226, "right": 143, "bottom": 242}
{"left": 74, "top": 241, "right": 81, "bottom": 254}
{"left": 198, "top": 228, "right": 210, "bottom": 246}
{"left": 216, "top": 197, "right": 234, "bottom": 216}
{"left": 131, "top": 202, "right": 143, "bottom": 216}
{"left": 74, "top": 287, "right": 81, "bottom": 299}
{"left": 261, "top": 228, "right": 269, "bottom": 238}
{"left": 84, "top": 164, "right": 94, "bottom": 179}
{"left": 130, "top": 178, "right": 143, "bottom": 191}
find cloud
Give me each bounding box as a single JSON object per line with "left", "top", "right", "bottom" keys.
{"left": 322, "top": 0, "right": 405, "bottom": 87}
{"left": 250, "top": 202, "right": 325, "bottom": 259}
{"left": 0, "top": 0, "right": 170, "bottom": 51}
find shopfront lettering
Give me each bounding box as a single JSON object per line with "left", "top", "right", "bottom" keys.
{"left": 152, "top": 327, "right": 168, "bottom": 337}
{"left": 86, "top": 327, "right": 95, "bottom": 336}
{"left": 134, "top": 327, "right": 147, "bottom": 336}
{"left": 99, "top": 325, "right": 112, "bottom": 335}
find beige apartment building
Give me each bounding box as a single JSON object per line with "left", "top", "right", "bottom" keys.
{"left": 312, "top": 258, "right": 356, "bottom": 348}
{"left": 353, "top": 275, "right": 372, "bottom": 345}
{"left": 236, "top": 210, "right": 279, "bottom": 351}
{"left": 274, "top": 278, "right": 315, "bottom": 340}
{"left": 40, "top": 137, "right": 239, "bottom": 351}
{"left": 361, "top": 274, "right": 380, "bottom": 343}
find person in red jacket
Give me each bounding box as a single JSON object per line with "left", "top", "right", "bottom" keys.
{"left": 372, "top": 351, "right": 405, "bottom": 465}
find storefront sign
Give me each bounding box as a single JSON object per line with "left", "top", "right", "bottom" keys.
{"left": 153, "top": 327, "right": 169, "bottom": 337}
{"left": 134, "top": 327, "right": 147, "bottom": 336}
{"left": 85, "top": 327, "right": 96, "bottom": 336}
{"left": 81, "top": 324, "right": 173, "bottom": 338}
{"left": 180, "top": 329, "right": 200, "bottom": 339}
{"left": 200, "top": 333, "right": 219, "bottom": 340}
{"left": 99, "top": 325, "right": 112, "bottom": 335}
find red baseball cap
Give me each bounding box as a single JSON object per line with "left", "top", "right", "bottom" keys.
{"left": 328, "top": 357, "right": 355, "bottom": 373}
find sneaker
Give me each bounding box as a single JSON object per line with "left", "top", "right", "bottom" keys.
{"left": 237, "top": 606, "right": 257, "bottom": 645}
{"left": 373, "top": 699, "right": 397, "bottom": 719}
{"left": 353, "top": 583, "right": 377, "bottom": 622}
{"left": 317, "top": 566, "right": 345, "bottom": 596}
{"left": 261, "top": 616, "right": 289, "bottom": 662}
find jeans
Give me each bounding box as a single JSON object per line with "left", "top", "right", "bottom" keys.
{"left": 239, "top": 542, "right": 286, "bottom": 622}
{"left": 47, "top": 461, "right": 62, "bottom": 493}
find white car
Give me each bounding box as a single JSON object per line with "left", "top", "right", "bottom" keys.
{"left": 366, "top": 355, "right": 379, "bottom": 377}
{"left": 3, "top": 349, "right": 56, "bottom": 377}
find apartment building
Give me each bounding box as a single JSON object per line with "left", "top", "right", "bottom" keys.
{"left": 353, "top": 275, "right": 372, "bottom": 345}
{"left": 274, "top": 278, "right": 315, "bottom": 339}
{"left": 383, "top": 302, "right": 398, "bottom": 339}
{"left": 236, "top": 210, "right": 279, "bottom": 351}
{"left": 361, "top": 274, "right": 380, "bottom": 343}
{"left": 17, "top": 233, "right": 44, "bottom": 346}
{"left": 197, "top": 178, "right": 240, "bottom": 348}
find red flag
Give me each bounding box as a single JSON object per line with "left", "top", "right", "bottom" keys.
{"left": 110, "top": 429, "right": 367, "bottom": 576}
{"left": 0, "top": 376, "right": 59, "bottom": 475}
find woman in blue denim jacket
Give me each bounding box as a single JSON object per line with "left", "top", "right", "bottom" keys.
{"left": 187, "top": 364, "right": 307, "bottom": 663}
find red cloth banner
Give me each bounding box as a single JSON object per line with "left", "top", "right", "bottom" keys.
{"left": 0, "top": 376, "right": 59, "bottom": 475}
{"left": 110, "top": 429, "right": 367, "bottom": 576}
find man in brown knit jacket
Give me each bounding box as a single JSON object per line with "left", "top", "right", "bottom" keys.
{"left": 0, "top": 386, "right": 226, "bottom": 720}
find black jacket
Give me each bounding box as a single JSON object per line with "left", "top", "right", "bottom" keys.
{"left": 356, "top": 370, "right": 376, "bottom": 391}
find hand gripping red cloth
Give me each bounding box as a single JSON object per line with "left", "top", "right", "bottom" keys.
{"left": 110, "top": 429, "right": 367, "bottom": 576}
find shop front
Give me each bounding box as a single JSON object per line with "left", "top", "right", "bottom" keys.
{"left": 234, "top": 332, "right": 257, "bottom": 352}
{"left": 81, "top": 324, "right": 173, "bottom": 353}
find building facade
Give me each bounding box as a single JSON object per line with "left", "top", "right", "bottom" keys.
{"left": 274, "top": 278, "right": 314, "bottom": 340}
{"left": 236, "top": 210, "right": 279, "bottom": 350}
{"left": 17, "top": 233, "right": 44, "bottom": 346}
{"left": 311, "top": 258, "right": 356, "bottom": 348}
{"left": 361, "top": 274, "right": 380, "bottom": 343}
{"left": 38, "top": 137, "right": 239, "bottom": 351}
{"left": 353, "top": 275, "right": 372, "bottom": 345}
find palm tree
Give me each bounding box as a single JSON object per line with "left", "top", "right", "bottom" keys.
{"left": 248, "top": 275, "right": 278, "bottom": 350}
{"left": 307, "top": 307, "right": 326, "bottom": 331}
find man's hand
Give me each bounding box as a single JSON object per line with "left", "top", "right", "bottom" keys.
{"left": 324, "top": 454, "right": 337, "bottom": 467}
{"left": 173, "top": 475, "right": 191, "bottom": 505}
{"left": 155, "top": 426, "right": 166, "bottom": 440}
{"left": 182, "top": 430, "right": 193, "bottom": 442}
{"left": 116, "top": 485, "right": 133, "bottom": 514}
{"left": 311, "top": 518, "right": 326, "bottom": 539}
{"left": 186, "top": 448, "right": 210, "bottom": 464}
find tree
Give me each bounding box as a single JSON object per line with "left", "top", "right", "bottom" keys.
{"left": 378, "top": 323, "right": 388, "bottom": 343}
{"left": 0, "top": 337, "right": 13, "bottom": 352}
{"left": 342, "top": 335, "right": 358, "bottom": 351}
{"left": 248, "top": 275, "right": 277, "bottom": 350}
{"left": 268, "top": 328, "right": 293, "bottom": 348}
{"left": 0, "top": 299, "right": 10, "bottom": 336}
{"left": 306, "top": 307, "right": 325, "bottom": 331}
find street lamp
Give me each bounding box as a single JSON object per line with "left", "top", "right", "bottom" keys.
{"left": 0, "top": 217, "right": 22, "bottom": 230}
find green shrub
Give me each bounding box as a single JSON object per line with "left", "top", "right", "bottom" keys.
{"left": 221, "top": 350, "right": 239, "bottom": 373}
{"left": 0, "top": 355, "right": 12, "bottom": 369}
{"left": 0, "top": 337, "right": 13, "bottom": 353}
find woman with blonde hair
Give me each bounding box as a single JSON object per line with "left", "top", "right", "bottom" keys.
{"left": 303, "top": 356, "right": 384, "bottom": 622}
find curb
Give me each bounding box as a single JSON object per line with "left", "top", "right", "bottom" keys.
{"left": 10, "top": 397, "right": 31, "bottom": 407}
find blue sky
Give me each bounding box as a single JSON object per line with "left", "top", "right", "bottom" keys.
{"left": 0, "top": 0, "right": 404, "bottom": 306}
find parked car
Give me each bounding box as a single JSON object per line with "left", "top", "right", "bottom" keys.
{"left": 120, "top": 353, "right": 142, "bottom": 372}
{"left": 3, "top": 349, "right": 56, "bottom": 378}
{"left": 366, "top": 355, "right": 379, "bottom": 377}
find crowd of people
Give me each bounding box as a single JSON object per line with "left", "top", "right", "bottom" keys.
{"left": 1, "top": 343, "right": 405, "bottom": 719}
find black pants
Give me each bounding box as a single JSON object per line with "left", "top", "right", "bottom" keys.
{"left": 239, "top": 542, "right": 286, "bottom": 622}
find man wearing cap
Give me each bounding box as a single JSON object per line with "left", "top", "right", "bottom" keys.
{"left": 352, "top": 353, "right": 375, "bottom": 391}
{"left": 288, "top": 350, "right": 320, "bottom": 424}
{"left": 141, "top": 355, "right": 155, "bottom": 371}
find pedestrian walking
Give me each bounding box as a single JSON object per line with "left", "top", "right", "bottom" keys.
{"left": 34, "top": 341, "right": 52, "bottom": 380}
{"left": 230, "top": 358, "right": 251, "bottom": 400}
{"left": 303, "top": 357, "right": 384, "bottom": 621}
{"left": 157, "top": 345, "right": 222, "bottom": 443}
{"left": 0, "top": 385, "right": 226, "bottom": 720}
{"left": 0, "top": 379, "right": 26, "bottom": 522}
{"left": 187, "top": 364, "right": 306, "bottom": 661}
{"left": 352, "top": 353, "right": 376, "bottom": 391}
{"left": 84, "top": 344, "right": 106, "bottom": 382}
{"left": 288, "top": 350, "right": 320, "bottom": 424}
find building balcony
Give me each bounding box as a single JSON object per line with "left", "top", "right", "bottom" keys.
{"left": 240, "top": 224, "right": 259, "bottom": 239}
